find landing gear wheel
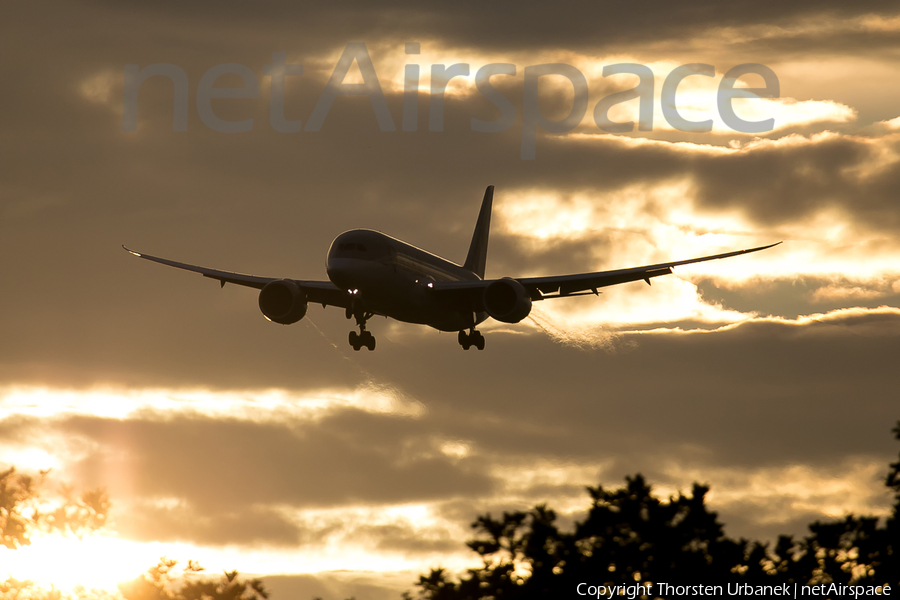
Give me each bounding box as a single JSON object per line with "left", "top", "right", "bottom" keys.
{"left": 458, "top": 330, "right": 471, "bottom": 350}
{"left": 359, "top": 330, "right": 376, "bottom": 351}
{"left": 459, "top": 329, "right": 484, "bottom": 350}
{"left": 473, "top": 331, "right": 485, "bottom": 350}
{"left": 349, "top": 314, "right": 376, "bottom": 351}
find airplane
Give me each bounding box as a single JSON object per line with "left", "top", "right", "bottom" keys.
{"left": 124, "top": 186, "right": 780, "bottom": 351}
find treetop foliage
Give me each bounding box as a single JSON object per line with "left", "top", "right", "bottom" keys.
{"left": 403, "top": 422, "right": 900, "bottom": 599}
{"left": 117, "top": 558, "right": 269, "bottom": 600}
{"left": 1, "top": 467, "right": 109, "bottom": 550}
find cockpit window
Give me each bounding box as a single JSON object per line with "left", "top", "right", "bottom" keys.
{"left": 338, "top": 243, "right": 367, "bottom": 252}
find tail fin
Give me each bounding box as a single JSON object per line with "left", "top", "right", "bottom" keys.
{"left": 463, "top": 185, "right": 493, "bottom": 279}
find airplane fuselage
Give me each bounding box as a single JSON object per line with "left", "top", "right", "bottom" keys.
{"left": 326, "top": 229, "right": 487, "bottom": 332}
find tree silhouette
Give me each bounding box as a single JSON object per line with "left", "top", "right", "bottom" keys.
{"left": 403, "top": 478, "right": 759, "bottom": 599}
{"left": 404, "top": 422, "right": 900, "bottom": 598}
{"left": 0, "top": 466, "right": 42, "bottom": 550}
{"left": 1, "top": 467, "right": 109, "bottom": 550}
{"left": 118, "top": 558, "right": 268, "bottom": 600}
{"left": 0, "top": 470, "right": 266, "bottom": 600}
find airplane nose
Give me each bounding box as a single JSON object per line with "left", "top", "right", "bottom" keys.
{"left": 326, "top": 257, "right": 360, "bottom": 289}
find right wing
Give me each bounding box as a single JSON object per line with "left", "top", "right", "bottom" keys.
{"left": 122, "top": 246, "right": 351, "bottom": 309}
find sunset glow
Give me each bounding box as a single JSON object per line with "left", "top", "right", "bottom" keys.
{"left": 6, "top": 1, "right": 900, "bottom": 597}
{"left": 0, "top": 534, "right": 153, "bottom": 591}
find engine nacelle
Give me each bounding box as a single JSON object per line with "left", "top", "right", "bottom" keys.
{"left": 258, "top": 279, "right": 308, "bottom": 325}
{"left": 483, "top": 277, "right": 533, "bottom": 323}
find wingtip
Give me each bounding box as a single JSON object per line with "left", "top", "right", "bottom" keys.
{"left": 750, "top": 241, "right": 783, "bottom": 252}
{"left": 480, "top": 185, "right": 495, "bottom": 205}
{"left": 122, "top": 244, "right": 141, "bottom": 257}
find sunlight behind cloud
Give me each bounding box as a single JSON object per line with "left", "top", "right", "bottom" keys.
{"left": 499, "top": 137, "right": 900, "bottom": 285}
{"left": 535, "top": 277, "right": 753, "bottom": 330}
{"left": 879, "top": 116, "right": 900, "bottom": 131}
{"left": 498, "top": 192, "right": 599, "bottom": 241}
{"left": 666, "top": 458, "right": 893, "bottom": 526}
{"left": 182, "top": 502, "right": 480, "bottom": 575}
{"left": 306, "top": 41, "right": 528, "bottom": 97}
{"left": 492, "top": 174, "right": 900, "bottom": 328}
{"left": 496, "top": 179, "right": 714, "bottom": 255}
{"left": 594, "top": 60, "right": 856, "bottom": 134}
{"left": 491, "top": 459, "right": 613, "bottom": 497}
{"left": 0, "top": 445, "right": 63, "bottom": 472}
{"left": 0, "top": 533, "right": 160, "bottom": 591}
{"left": 0, "top": 506, "right": 476, "bottom": 592}
{"left": 494, "top": 181, "right": 772, "bottom": 328}
{"left": 300, "top": 44, "right": 856, "bottom": 137}
{"left": 78, "top": 70, "right": 118, "bottom": 106}
{"left": 0, "top": 384, "right": 425, "bottom": 424}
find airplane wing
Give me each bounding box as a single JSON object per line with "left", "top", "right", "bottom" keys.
{"left": 122, "top": 246, "right": 350, "bottom": 309}
{"left": 432, "top": 241, "right": 781, "bottom": 306}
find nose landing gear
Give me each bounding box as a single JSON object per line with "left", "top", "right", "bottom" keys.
{"left": 458, "top": 329, "right": 485, "bottom": 350}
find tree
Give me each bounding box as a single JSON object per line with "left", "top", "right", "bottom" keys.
{"left": 0, "top": 467, "right": 43, "bottom": 549}
{"left": 1, "top": 469, "right": 265, "bottom": 600}
{"left": 0, "top": 467, "right": 109, "bottom": 549}
{"left": 406, "top": 422, "right": 900, "bottom": 598}
{"left": 1, "top": 468, "right": 114, "bottom": 600}
{"left": 405, "top": 477, "right": 760, "bottom": 599}
{"left": 118, "top": 558, "right": 268, "bottom": 600}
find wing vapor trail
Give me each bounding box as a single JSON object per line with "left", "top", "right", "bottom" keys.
{"left": 527, "top": 305, "right": 619, "bottom": 352}
{"left": 303, "top": 316, "right": 365, "bottom": 371}
{"left": 302, "top": 317, "right": 426, "bottom": 417}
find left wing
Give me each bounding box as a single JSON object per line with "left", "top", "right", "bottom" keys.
{"left": 432, "top": 242, "right": 780, "bottom": 305}
{"left": 122, "top": 246, "right": 350, "bottom": 309}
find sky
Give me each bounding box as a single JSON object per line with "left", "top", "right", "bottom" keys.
{"left": 2, "top": 1, "right": 900, "bottom": 598}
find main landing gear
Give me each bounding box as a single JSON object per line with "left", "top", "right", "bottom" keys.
{"left": 349, "top": 329, "right": 375, "bottom": 351}
{"left": 347, "top": 302, "right": 376, "bottom": 351}
{"left": 458, "top": 329, "right": 485, "bottom": 351}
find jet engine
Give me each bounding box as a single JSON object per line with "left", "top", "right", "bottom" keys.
{"left": 483, "top": 277, "right": 532, "bottom": 323}
{"left": 258, "top": 279, "right": 308, "bottom": 324}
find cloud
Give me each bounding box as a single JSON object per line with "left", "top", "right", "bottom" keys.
{"left": 119, "top": 502, "right": 304, "bottom": 546}
{"left": 3, "top": 307, "right": 898, "bottom": 550}
{"left": 3, "top": 1, "right": 900, "bottom": 595}
{"left": 57, "top": 410, "right": 494, "bottom": 511}
{"left": 50, "top": 0, "right": 900, "bottom": 56}
{"left": 262, "top": 572, "right": 409, "bottom": 600}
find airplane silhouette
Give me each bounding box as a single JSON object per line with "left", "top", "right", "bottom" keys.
{"left": 124, "top": 186, "right": 779, "bottom": 351}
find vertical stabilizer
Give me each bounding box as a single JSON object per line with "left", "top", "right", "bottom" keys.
{"left": 463, "top": 185, "right": 493, "bottom": 279}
